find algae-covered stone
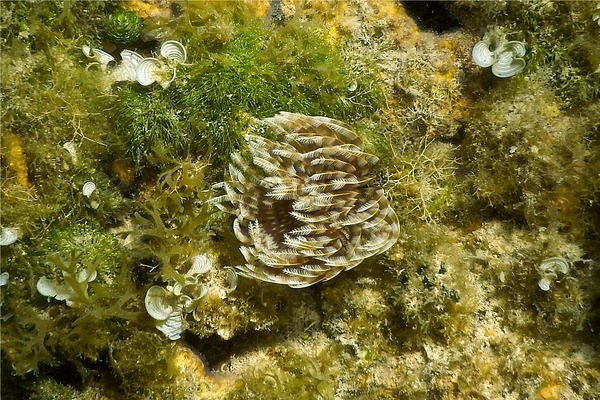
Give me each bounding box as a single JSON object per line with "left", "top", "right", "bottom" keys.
{"left": 3, "top": 1, "right": 600, "bottom": 399}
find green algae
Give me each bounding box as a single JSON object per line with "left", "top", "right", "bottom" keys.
{"left": 106, "top": 8, "right": 143, "bottom": 45}
{"left": 114, "top": 15, "right": 383, "bottom": 168}
{"left": 2, "top": 1, "right": 600, "bottom": 399}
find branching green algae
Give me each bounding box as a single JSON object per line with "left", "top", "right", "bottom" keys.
{"left": 2, "top": 1, "right": 600, "bottom": 399}
{"left": 115, "top": 12, "right": 383, "bottom": 168}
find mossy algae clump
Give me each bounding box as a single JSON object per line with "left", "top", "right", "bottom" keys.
{"left": 39, "top": 222, "right": 126, "bottom": 283}
{"left": 106, "top": 8, "right": 143, "bottom": 45}
{"left": 115, "top": 90, "right": 191, "bottom": 169}
{"left": 461, "top": 77, "right": 596, "bottom": 235}
{"left": 114, "top": 5, "right": 383, "bottom": 169}
{"left": 1, "top": 1, "right": 129, "bottom": 238}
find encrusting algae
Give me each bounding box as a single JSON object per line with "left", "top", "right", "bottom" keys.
{"left": 3, "top": 131, "right": 28, "bottom": 188}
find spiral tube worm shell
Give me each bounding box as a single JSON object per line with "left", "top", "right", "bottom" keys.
{"left": 0, "top": 228, "right": 17, "bottom": 246}
{"left": 82, "top": 181, "right": 96, "bottom": 198}
{"left": 160, "top": 40, "right": 187, "bottom": 65}
{"left": 472, "top": 35, "right": 526, "bottom": 78}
